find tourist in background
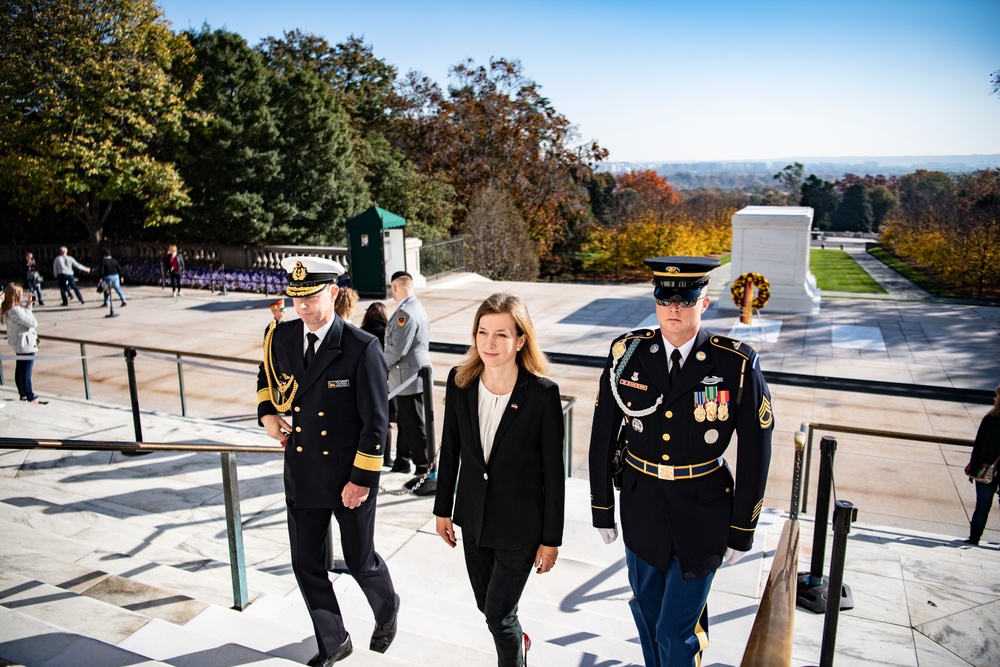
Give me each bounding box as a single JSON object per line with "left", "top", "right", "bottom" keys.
{"left": 963, "top": 383, "right": 1000, "bottom": 545}
{"left": 98, "top": 249, "right": 128, "bottom": 308}
{"left": 2, "top": 283, "right": 43, "bottom": 403}
{"left": 25, "top": 252, "right": 44, "bottom": 306}
{"left": 167, "top": 245, "right": 184, "bottom": 297}
{"left": 52, "top": 246, "right": 90, "bottom": 306}
{"left": 434, "top": 292, "right": 565, "bottom": 667}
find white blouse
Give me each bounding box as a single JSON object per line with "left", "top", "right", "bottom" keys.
{"left": 478, "top": 379, "right": 512, "bottom": 463}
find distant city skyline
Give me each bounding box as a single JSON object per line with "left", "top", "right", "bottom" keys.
{"left": 157, "top": 0, "right": 1000, "bottom": 163}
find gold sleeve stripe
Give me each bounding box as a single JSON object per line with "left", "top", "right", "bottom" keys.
{"left": 731, "top": 525, "right": 755, "bottom": 532}
{"left": 759, "top": 397, "right": 773, "bottom": 429}
{"left": 591, "top": 504, "right": 615, "bottom": 510}
{"left": 257, "top": 388, "right": 272, "bottom": 404}
{"left": 354, "top": 452, "right": 384, "bottom": 472}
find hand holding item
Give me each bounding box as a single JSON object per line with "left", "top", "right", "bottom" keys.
{"left": 598, "top": 526, "right": 619, "bottom": 544}
{"left": 535, "top": 545, "right": 558, "bottom": 574}
{"left": 261, "top": 414, "right": 292, "bottom": 442}
{"left": 341, "top": 482, "right": 369, "bottom": 509}
{"left": 436, "top": 516, "right": 457, "bottom": 548}
{"left": 724, "top": 547, "right": 749, "bottom": 565}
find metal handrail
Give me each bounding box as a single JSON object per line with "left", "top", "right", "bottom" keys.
{"left": 794, "top": 421, "right": 974, "bottom": 514}
{"left": 740, "top": 518, "right": 799, "bottom": 667}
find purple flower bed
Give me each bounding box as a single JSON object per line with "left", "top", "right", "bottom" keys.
{"left": 121, "top": 259, "right": 288, "bottom": 295}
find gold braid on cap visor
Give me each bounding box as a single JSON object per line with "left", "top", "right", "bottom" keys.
{"left": 286, "top": 282, "right": 329, "bottom": 297}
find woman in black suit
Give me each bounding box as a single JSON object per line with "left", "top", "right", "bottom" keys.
{"left": 361, "top": 302, "right": 397, "bottom": 467}
{"left": 434, "top": 292, "right": 565, "bottom": 667}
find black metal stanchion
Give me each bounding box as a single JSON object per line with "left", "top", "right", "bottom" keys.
{"left": 410, "top": 365, "right": 437, "bottom": 497}
{"left": 797, "top": 435, "right": 853, "bottom": 612}
{"left": 790, "top": 429, "right": 806, "bottom": 521}
{"left": 819, "top": 500, "right": 858, "bottom": 667}
{"left": 324, "top": 524, "right": 349, "bottom": 573}
{"left": 121, "top": 347, "right": 150, "bottom": 457}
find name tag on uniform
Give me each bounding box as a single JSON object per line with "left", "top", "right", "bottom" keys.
{"left": 328, "top": 379, "right": 350, "bottom": 389}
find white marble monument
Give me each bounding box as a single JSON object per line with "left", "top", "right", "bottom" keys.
{"left": 718, "top": 206, "right": 820, "bottom": 314}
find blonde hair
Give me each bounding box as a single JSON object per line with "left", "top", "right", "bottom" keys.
{"left": 335, "top": 287, "right": 359, "bottom": 320}
{"left": 168, "top": 244, "right": 178, "bottom": 254}
{"left": 1, "top": 283, "right": 24, "bottom": 324}
{"left": 990, "top": 384, "right": 1000, "bottom": 418}
{"left": 454, "top": 292, "right": 548, "bottom": 389}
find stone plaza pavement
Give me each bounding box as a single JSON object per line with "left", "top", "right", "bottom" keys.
{"left": 1, "top": 256, "right": 999, "bottom": 666}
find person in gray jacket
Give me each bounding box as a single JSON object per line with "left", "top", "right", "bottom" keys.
{"left": 53, "top": 246, "right": 90, "bottom": 306}
{"left": 384, "top": 271, "right": 432, "bottom": 477}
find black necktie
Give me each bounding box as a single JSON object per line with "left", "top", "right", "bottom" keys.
{"left": 669, "top": 349, "right": 682, "bottom": 388}
{"left": 304, "top": 332, "right": 318, "bottom": 368}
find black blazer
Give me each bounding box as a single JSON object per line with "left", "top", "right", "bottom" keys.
{"left": 257, "top": 315, "right": 388, "bottom": 507}
{"left": 434, "top": 366, "right": 565, "bottom": 550}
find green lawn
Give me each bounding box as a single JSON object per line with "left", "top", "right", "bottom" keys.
{"left": 867, "top": 246, "right": 956, "bottom": 298}
{"left": 809, "top": 249, "right": 888, "bottom": 293}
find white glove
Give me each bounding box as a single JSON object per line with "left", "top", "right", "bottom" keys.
{"left": 724, "top": 547, "right": 749, "bottom": 565}
{"left": 598, "top": 527, "right": 619, "bottom": 544}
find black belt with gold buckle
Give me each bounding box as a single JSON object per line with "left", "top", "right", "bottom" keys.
{"left": 625, "top": 452, "right": 722, "bottom": 481}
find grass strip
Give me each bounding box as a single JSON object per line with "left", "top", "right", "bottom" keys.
{"left": 809, "top": 249, "right": 887, "bottom": 293}
{"left": 866, "top": 247, "right": 955, "bottom": 297}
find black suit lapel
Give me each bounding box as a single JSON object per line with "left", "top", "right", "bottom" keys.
{"left": 667, "top": 329, "right": 714, "bottom": 402}
{"left": 465, "top": 378, "right": 486, "bottom": 465}
{"left": 489, "top": 368, "right": 529, "bottom": 461}
{"left": 635, "top": 330, "right": 670, "bottom": 398}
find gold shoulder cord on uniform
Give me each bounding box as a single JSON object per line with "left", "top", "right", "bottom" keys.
{"left": 263, "top": 320, "right": 297, "bottom": 412}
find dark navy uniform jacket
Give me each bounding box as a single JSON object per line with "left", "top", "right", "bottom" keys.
{"left": 257, "top": 315, "right": 388, "bottom": 508}
{"left": 589, "top": 327, "right": 773, "bottom": 577}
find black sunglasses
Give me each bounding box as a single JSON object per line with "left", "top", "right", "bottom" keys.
{"left": 655, "top": 288, "right": 706, "bottom": 308}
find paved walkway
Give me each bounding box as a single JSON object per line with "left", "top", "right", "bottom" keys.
{"left": 1, "top": 249, "right": 999, "bottom": 666}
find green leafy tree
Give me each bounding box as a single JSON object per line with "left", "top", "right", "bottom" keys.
{"left": 175, "top": 27, "right": 279, "bottom": 244}
{"left": 799, "top": 175, "right": 839, "bottom": 230}
{"left": 868, "top": 184, "right": 898, "bottom": 232}
{"left": 267, "top": 65, "right": 368, "bottom": 245}
{"left": 896, "top": 170, "right": 957, "bottom": 227}
{"left": 830, "top": 183, "right": 873, "bottom": 232}
{"left": 0, "top": 0, "right": 197, "bottom": 254}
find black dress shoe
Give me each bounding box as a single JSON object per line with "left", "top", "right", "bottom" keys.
{"left": 370, "top": 594, "right": 399, "bottom": 653}
{"left": 306, "top": 634, "right": 352, "bottom": 665}
{"left": 389, "top": 461, "right": 411, "bottom": 474}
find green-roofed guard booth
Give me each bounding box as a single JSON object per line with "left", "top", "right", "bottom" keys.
{"left": 346, "top": 206, "right": 408, "bottom": 298}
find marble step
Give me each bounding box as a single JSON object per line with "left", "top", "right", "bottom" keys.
{"left": 0, "top": 605, "right": 172, "bottom": 667}
{"left": 0, "top": 570, "right": 303, "bottom": 667}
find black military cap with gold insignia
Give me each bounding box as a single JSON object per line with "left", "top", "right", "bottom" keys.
{"left": 280, "top": 256, "right": 345, "bottom": 298}
{"left": 644, "top": 256, "right": 721, "bottom": 303}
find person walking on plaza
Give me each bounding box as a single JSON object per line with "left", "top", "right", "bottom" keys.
{"left": 167, "top": 245, "right": 184, "bottom": 297}
{"left": 2, "top": 283, "right": 44, "bottom": 403}
{"left": 25, "top": 252, "right": 44, "bottom": 306}
{"left": 52, "top": 246, "right": 90, "bottom": 306}
{"left": 269, "top": 298, "right": 286, "bottom": 324}
{"left": 257, "top": 257, "right": 399, "bottom": 665}
{"left": 434, "top": 292, "right": 565, "bottom": 667}
{"left": 963, "top": 383, "right": 1000, "bottom": 546}
{"left": 361, "top": 302, "right": 398, "bottom": 468}
{"left": 384, "top": 271, "right": 432, "bottom": 479}
{"left": 589, "top": 257, "right": 773, "bottom": 667}
{"left": 98, "top": 249, "right": 128, "bottom": 308}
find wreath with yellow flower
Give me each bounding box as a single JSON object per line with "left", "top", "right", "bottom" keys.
{"left": 730, "top": 272, "right": 771, "bottom": 309}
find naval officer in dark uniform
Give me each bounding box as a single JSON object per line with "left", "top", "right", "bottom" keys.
{"left": 258, "top": 256, "right": 399, "bottom": 665}
{"left": 588, "top": 257, "right": 773, "bottom": 667}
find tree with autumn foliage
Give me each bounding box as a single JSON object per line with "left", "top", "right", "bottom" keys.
{"left": 0, "top": 0, "right": 198, "bottom": 255}
{"left": 391, "top": 57, "right": 605, "bottom": 257}
{"left": 616, "top": 170, "right": 682, "bottom": 223}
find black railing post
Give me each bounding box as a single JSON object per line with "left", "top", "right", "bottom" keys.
{"left": 119, "top": 346, "right": 151, "bottom": 457}
{"left": 80, "top": 343, "right": 91, "bottom": 400}
{"left": 176, "top": 354, "right": 187, "bottom": 417}
{"left": 790, "top": 429, "right": 806, "bottom": 521}
{"left": 820, "top": 500, "right": 858, "bottom": 667}
{"left": 809, "top": 435, "right": 837, "bottom": 582}
{"left": 797, "top": 435, "right": 853, "bottom": 613}
{"left": 420, "top": 365, "right": 436, "bottom": 470}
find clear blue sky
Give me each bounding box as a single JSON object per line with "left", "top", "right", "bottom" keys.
{"left": 157, "top": 0, "right": 1000, "bottom": 163}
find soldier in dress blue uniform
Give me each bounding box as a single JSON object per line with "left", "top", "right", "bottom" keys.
{"left": 258, "top": 257, "right": 399, "bottom": 666}
{"left": 589, "top": 256, "right": 773, "bottom": 667}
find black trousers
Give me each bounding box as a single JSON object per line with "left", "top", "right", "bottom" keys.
{"left": 394, "top": 393, "right": 428, "bottom": 470}
{"left": 463, "top": 540, "right": 535, "bottom": 667}
{"left": 287, "top": 500, "right": 397, "bottom": 656}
